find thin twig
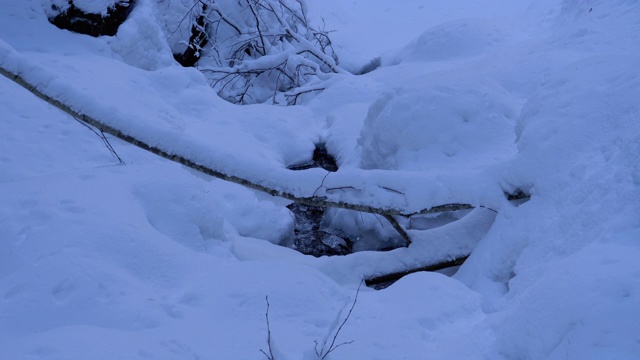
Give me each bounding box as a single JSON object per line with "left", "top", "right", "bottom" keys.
{"left": 373, "top": 214, "right": 384, "bottom": 228}
{"left": 208, "top": 4, "right": 242, "bottom": 35}
{"left": 479, "top": 205, "right": 499, "bottom": 213}
{"left": 312, "top": 171, "right": 331, "bottom": 197}
{"left": 246, "top": 0, "right": 266, "bottom": 56}
{"left": 284, "top": 86, "right": 324, "bottom": 105}
{"left": 168, "top": 0, "right": 201, "bottom": 37}
{"left": 382, "top": 214, "right": 412, "bottom": 246}
{"left": 316, "top": 279, "right": 363, "bottom": 359}
{"left": 71, "top": 116, "right": 125, "bottom": 165}
{"left": 259, "top": 296, "right": 276, "bottom": 360}
{"left": 325, "top": 186, "right": 357, "bottom": 193}
{"left": 100, "top": 130, "right": 125, "bottom": 165}
{"left": 379, "top": 186, "right": 404, "bottom": 195}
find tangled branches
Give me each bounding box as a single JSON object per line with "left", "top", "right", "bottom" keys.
{"left": 172, "top": 0, "right": 341, "bottom": 105}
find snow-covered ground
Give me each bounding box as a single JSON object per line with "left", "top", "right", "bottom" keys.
{"left": 1, "top": 0, "right": 640, "bottom": 359}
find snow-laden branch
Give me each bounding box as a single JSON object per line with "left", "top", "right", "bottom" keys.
{"left": 173, "top": 0, "right": 342, "bottom": 104}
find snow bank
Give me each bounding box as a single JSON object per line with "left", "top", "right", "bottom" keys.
{"left": 1, "top": 0, "right": 640, "bottom": 359}
{"left": 358, "top": 70, "right": 517, "bottom": 171}
{"left": 48, "top": 0, "right": 122, "bottom": 16}
{"left": 391, "top": 18, "right": 510, "bottom": 64}
{"left": 109, "top": 0, "right": 174, "bottom": 70}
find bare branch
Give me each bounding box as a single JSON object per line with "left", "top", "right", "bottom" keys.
{"left": 246, "top": 0, "right": 267, "bottom": 56}
{"left": 177, "top": 0, "right": 342, "bottom": 104}
{"left": 381, "top": 214, "right": 412, "bottom": 246}
{"left": 315, "top": 279, "right": 363, "bottom": 359}
{"left": 259, "top": 296, "right": 276, "bottom": 360}
{"left": 312, "top": 171, "right": 332, "bottom": 197}
{"left": 379, "top": 186, "right": 404, "bottom": 195}
{"left": 325, "top": 186, "right": 357, "bottom": 193}
{"left": 71, "top": 116, "right": 125, "bottom": 165}
{"left": 207, "top": 2, "right": 243, "bottom": 35}
{"left": 284, "top": 86, "right": 324, "bottom": 105}
{"left": 168, "top": 0, "right": 202, "bottom": 38}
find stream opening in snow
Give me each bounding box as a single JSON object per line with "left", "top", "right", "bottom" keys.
{"left": 284, "top": 144, "right": 474, "bottom": 278}
{"left": 283, "top": 145, "right": 531, "bottom": 288}
{"left": 286, "top": 143, "right": 354, "bottom": 256}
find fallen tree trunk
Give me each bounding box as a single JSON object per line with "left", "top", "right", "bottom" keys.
{"left": 365, "top": 255, "right": 470, "bottom": 289}
{"left": 0, "top": 62, "right": 526, "bottom": 247}
{"left": 0, "top": 65, "right": 473, "bottom": 243}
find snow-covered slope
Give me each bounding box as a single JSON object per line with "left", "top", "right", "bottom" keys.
{"left": 1, "top": 0, "right": 639, "bottom": 359}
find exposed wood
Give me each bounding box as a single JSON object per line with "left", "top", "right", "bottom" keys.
{"left": 365, "top": 255, "right": 470, "bottom": 289}
{"left": 381, "top": 214, "right": 412, "bottom": 246}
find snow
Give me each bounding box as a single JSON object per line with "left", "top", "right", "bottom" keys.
{"left": 357, "top": 70, "right": 517, "bottom": 171}
{"left": 70, "top": 0, "right": 123, "bottom": 15}
{"left": 1, "top": 0, "right": 640, "bottom": 359}
{"left": 109, "top": 0, "right": 175, "bottom": 70}
{"left": 305, "top": 0, "right": 530, "bottom": 73}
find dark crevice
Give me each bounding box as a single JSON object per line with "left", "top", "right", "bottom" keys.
{"left": 288, "top": 143, "right": 338, "bottom": 172}
{"left": 365, "top": 255, "right": 469, "bottom": 290}
{"left": 356, "top": 57, "right": 381, "bottom": 75}
{"left": 286, "top": 203, "right": 353, "bottom": 257}
{"left": 49, "top": 0, "right": 135, "bottom": 37}
{"left": 506, "top": 190, "right": 530, "bottom": 202}
{"left": 173, "top": 3, "right": 209, "bottom": 67}
{"left": 287, "top": 143, "right": 350, "bottom": 257}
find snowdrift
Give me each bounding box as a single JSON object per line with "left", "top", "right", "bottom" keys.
{"left": 1, "top": 0, "right": 639, "bottom": 359}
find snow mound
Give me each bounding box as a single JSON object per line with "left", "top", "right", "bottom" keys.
{"left": 109, "top": 0, "right": 174, "bottom": 70}
{"left": 496, "top": 242, "right": 640, "bottom": 359}
{"left": 2, "top": 0, "right": 640, "bottom": 359}
{"left": 394, "top": 19, "right": 509, "bottom": 63}
{"left": 359, "top": 71, "right": 517, "bottom": 171}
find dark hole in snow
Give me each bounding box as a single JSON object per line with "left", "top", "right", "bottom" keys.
{"left": 173, "top": 3, "right": 209, "bottom": 67}
{"left": 49, "top": 0, "right": 134, "bottom": 37}
{"left": 288, "top": 143, "right": 338, "bottom": 172}
{"left": 506, "top": 190, "right": 530, "bottom": 203}
{"left": 357, "top": 57, "right": 382, "bottom": 75}
{"left": 286, "top": 202, "right": 354, "bottom": 257}
{"left": 284, "top": 145, "right": 531, "bottom": 285}
{"left": 286, "top": 143, "right": 349, "bottom": 256}
{"left": 287, "top": 143, "right": 353, "bottom": 257}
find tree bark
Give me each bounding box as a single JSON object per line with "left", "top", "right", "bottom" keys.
{"left": 365, "top": 255, "right": 469, "bottom": 289}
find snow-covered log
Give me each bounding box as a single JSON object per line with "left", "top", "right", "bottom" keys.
{"left": 365, "top": 255, "right": 469, "bottom": 289}
{"left": 0, "top": 61, "right": 496, "bottom": 246}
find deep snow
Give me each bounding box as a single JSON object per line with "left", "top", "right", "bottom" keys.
{"left": 1, "top": 0, "right": 640, "bottom": 359}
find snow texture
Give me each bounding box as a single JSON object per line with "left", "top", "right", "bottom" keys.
{"left": 1, "top": 0, "right": 640, "bottom": 359}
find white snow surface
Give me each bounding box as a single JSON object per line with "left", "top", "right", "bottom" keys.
{"left": 1, "top": 0, "right": 640, "bottom": 359}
